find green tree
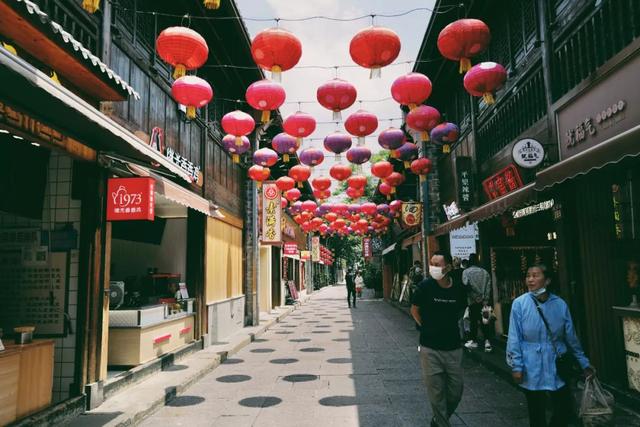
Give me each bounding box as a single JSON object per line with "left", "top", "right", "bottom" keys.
{"left": 332, "top": 150, "right": 389, "bottom": 201}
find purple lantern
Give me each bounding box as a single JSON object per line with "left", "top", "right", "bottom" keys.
{"left": 348, "top": 204, "right": 361, "bottom": 214}
{"left": 395, "top": 142, "right": 419, "bottom": 168}
{"left": 430, "top": 122, "right": 459, "bottom": 154}
{"left": 253, "top": 147, "right": 278, "bottom": 167}
{"left": 290, "top": 201, "right": 303, "bottom": 214}
{"left": 378, "top": 127, "right": 406, "bottom": 152}
{"left": 346, "top": 146, "right": 372, "bottom": 165}
{"left": 367, "top": 226, "right": 374, "bottom": 233}
{"left": 222, "top": 134, "right": 250, "bottom": 164}
{"left": 299, "top": 148, "right": 325, "bottom": 167}
{"left": 271, "top": 132, "right": 298, "bottom": 163}
{"left": 323, "top": 132, "right": 353, "bottom": 160}
{"left": 377, "top": 203, "right": 390, "bottom": 215}
{"left": 318, "top": 203, "right": 332, "bottom": 215}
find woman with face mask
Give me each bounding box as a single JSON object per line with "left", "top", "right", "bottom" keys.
{"left": 506, "top": 264, "right": 595, "bottom": 427}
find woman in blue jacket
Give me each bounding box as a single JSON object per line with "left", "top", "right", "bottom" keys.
{"left": 507, "top": 264, "right": 594, "bottom": 427}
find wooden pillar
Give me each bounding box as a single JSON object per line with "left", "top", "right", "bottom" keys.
{"left": 187, "top": 210, "right": 207, "bottom": 340}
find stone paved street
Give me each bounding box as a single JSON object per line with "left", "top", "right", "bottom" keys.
{"left": 141, "top": 285, "right": 537, "bottom": 426}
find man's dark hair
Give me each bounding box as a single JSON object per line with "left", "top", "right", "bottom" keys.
{"left": 468, "top": 253, "right": 478, "bottom": 266}
{"left": 432, "top": 250, "right": 452, "bottom": 265}
{"left": 414, "top": 260, "right": 422, "bottom": 266}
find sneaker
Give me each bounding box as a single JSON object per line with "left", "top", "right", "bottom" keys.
{"left": 484, "top": 340, "right": 492, "bottom": 352}
{"left": 464, "top": 340, "right": 478, "bottom": 350}
{"left": 430, "top": 417, "right": 437, "bottom": 427}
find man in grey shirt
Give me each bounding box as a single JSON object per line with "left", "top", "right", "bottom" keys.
{"left": 462, "top": 253, "right": 493, "bottom": 352}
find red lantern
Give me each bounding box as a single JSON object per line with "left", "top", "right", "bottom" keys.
{"left": 330, "top": 164, "right": 352, "bottom": 181}
{"left": 283, "top": 111, "right": 316, "bottom": 145}
{"left": 156, "top": 27, "right": 209, "bottom": 79}
{"left": 251, "top": 28, "right": 302, "bottom": 82}
{"left": 406, "top": 105, "right": 441, "bottom": 142}
{"left": 411, "top": 158, "right": 432, "bottom": 182}
{"left": 389, "top": 199, "right": 402, "bottom": 213}
{"left": 285, "top": 188, "right": 301, "bottom": 202}
{"left": 347, "top": 175, "right": 367, "bottom": 190}
{"left": 346, "top": 187, "right": 364, "bottom": 200}
{"left": 391, "top": 73, "right": 432, "bottom": 110}
{"left": 463, "top": 62, "right": 507, "bottom": 105}
{"left": 293, "top": 214, "right": 304, "bottom": 225}
{"left": 221, "top": 110, "right": 255, "bottom": 146}
{"left": 317, "top": 79, "right": 357, "bottom": 120}
{"left": 378, "top": 182, "right": 393, "bottom": 200}
{"left": 288, "top": 165, "right": 311, "bottom": 188}
{"left": 437, "top": 19, "right": 491, "bottom": 73}
{"left": 371, "top": 161, "right": 393, "bottom": 179}
{"left": 248, "top": 165, "right": 270, "bottom": 188}
{"left": 313, "top": 189, "right": 331, "bottom": 201}
{"left": 281, "top": 196, "right": 288, "bottom": 209}
{"left": 301, "top": 200, "right": 317, "bottom": 212}
{"left": 349, "top": 26, "right": 401, "bottom": 78}
{"left": 360, "top": 202, "right": 377, "bottom": 217}
{"left": 171, "top": 76, "right": 213, "bottom": 120}
{"left": 311, "top": 176, "right": 331, "bottom": 192}
{"left": 325, "top": 212, "right": 338, "bottom": 223}
{"left": 345, "top": 110, "right": 378, "bottom": 145}
{"left": 385, "top": 172, "right": 405, "bottom": 192}
{"left": 276, "top": 176, "right": 296, "bottom": 192}
{"left": 246, "top": 80, "right": 286, "bottom": 123}
{"left": 310, "top": 217, "right": 324, "bottom": 230}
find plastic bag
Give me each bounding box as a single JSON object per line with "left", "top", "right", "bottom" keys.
{"left": 462, "top": 307, "right": 471, "bottom": 334}
{"left": 580, "top": 377, "right": 614, "bottom": 426}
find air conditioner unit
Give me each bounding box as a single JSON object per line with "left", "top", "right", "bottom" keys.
{"left": 109, "top": 281, "right": 125, "bottom": 310}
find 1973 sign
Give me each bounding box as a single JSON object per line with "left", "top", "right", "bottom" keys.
{"left": 107, "top": 177, "right": 155, "bottom": 221}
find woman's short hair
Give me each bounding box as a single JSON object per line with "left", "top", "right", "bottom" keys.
{"left": 527, "top": 263, "right": 553, "bottom": 283}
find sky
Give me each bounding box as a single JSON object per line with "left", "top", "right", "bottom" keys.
{"left": 235, "top": 0, "right": 436, "bottom": 184}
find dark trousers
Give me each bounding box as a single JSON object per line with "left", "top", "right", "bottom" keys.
{"left": 469, "top": 302, "right": 493, "bottom": 342}
{"left": 524, "top": 386, "right": 573, "bottom": 427}
{"left": 347, "top": 286, "right": 356, "bottom": 307}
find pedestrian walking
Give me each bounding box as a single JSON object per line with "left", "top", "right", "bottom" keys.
{"left": 462, "top": 253, "right": 494, "bottom": 352}
{"left": 345, "top": 270, "right": 356, "bottom": 308}
{"left": 507, "top": 264, "right": 595, "bottom": 427}
{"left": 355, "top": 270, "right": 364, "bottom": 298}
{"left": 411, "top": 251, "right": 467, "bottom": 427}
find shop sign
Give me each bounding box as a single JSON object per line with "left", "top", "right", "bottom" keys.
{"left": 456, "top": 157, "right": 473, "bottom": 210}
{"left": 512, "top": 199, "right": 555, "bottom": 219}
{"left": 107, "top": 177, "right": 155, "bottom": 221}
{"left": 148, "top": 127, "right": 201, "bottom": 185}
{"left": 401, "top": 203, "right": 422, "bottom": 227}
{"left": 311, "top": 236, "right": 320, "bottom": 261}
{"left": 442, "top": 201, "right": 461, "bottom": 221}
{"left": 363, "top": 237, "right": 372, "bottom": 258}
{"left": 283, "top": 242, "right": 298, "bottom": 255}
{"left": 622, "top": 317, "right": 640, "bottom": 392}
{"left": 261, "top": 182, "right": 281, "bottom": 244}
{"left": 482, "top": 164, "right": 523, "bottom": 201}
{"left": 512, "top": 138, "right": 544, "bottom": 169}
{"left": 300, "top": 250, "right": 311, "bottom": 260}
{"left": 449, "top": 223, "right": 477, "bottom": 261}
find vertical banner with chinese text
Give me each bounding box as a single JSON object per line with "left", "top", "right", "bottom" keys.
{"left": 456, "top": 156, "right": 473, "bottom": 211}
{"left": 261, "top": 182, "right": 281, "bottom": 244}
{"left": 363, "top": 237, "right": 372, "bottom": 259}
{"left": 311, "top": 236, "right": 320, "bottom": 261}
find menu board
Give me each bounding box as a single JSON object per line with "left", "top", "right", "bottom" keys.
{"left": 0, "top": 247, "right": 68, "bottom": 337}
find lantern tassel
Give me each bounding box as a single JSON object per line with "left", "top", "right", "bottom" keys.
{"left": 443, "top": 144, "right": 451, "bottom": 154}
{"left": 409, "top": 103, "right": 417, "bottom": 111}
{"left": 386, "top": 194, "right": 391, "bottom": 201}
{"left": 421, "top": 131, "right": 430, "bottom": 142}
{"left": 271, "top": 65, "right": 282, "bottom": 82}
{"left": 370, "top": 67, "right": 382, "bottom": 79}
{"left": 335, "top": 154, "right": 342, "bottom": 161}
{"left": 186, "top": 106, "right": 196, "bottom": 120}
{"left": 404, "top": 161, "right": 410, "bottom": 169}
{"left": 483, "top": 92, "right": 496, "bottom": 104}
{"left": 297, "top": 182, "right": 303, "bottom": 188}
{"left": 235, "top": 136, "right": 243, "bottom": 146}
{"left": 332, "top": 110, "right": 342, "bottom": 121}
{"left": 203, "top": 0, "right": 221, "bottom": 9}
{"left": 419, "top": 175, "right": 426, "bottom": 183}
{"left": 459, "top": 58, "right": 471, "bottom": 74}
{"left": 391, "top": 187, "right": 396, "bottom": 194}
{"left": 296, "top": 137, "right": 302, "bottom": 148}
{"left": 232, "top": 154, "right": 239, "bottom": 163}
{"left": 173, "top": 64, "right": 186, "bottom": 79}
{"left": 357, "top": 136, "right": 365, "bottom": 146}
{"left": 283, "top": 153, "right": 290, "bottom": 163}
{"left": 261, "top": 110, "right": 271, "bottom": 123}
{"left": 256, "top": 181, "right": 262, "bottom": 190}
{"left": 82, "top": 0, "right": 100, "bottom": 13}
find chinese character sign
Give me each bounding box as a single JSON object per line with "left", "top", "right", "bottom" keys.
{"left": 363, "top": 237, "right": 372, "bottom": 258}
{"left": 482, "top": 165, "right": 523, "bottom": 201}
{"left": 261, "top": 182, "right": 282, "bottom": 244}
{"left": 283, "top": 242, "right": 298, "bottom": 255}
{"left": 456, "top": 156, "right": 473, "bottom": 210}
{"left": 311, "top": 236, "right": 320, "bottom": 261}
{"left": 401, "top": 203, "right": 422, "bottom": 227}
{"left": 107, "top": 178, "right": 155, "bottom": 221}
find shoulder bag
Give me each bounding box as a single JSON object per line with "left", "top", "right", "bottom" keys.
{"left": 530, "top": 296, "right": 577, "bottom": 382}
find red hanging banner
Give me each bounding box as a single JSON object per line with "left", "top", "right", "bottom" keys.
{"left": 283, "top": 242, "right": 298, "bottom": 256}
{"left": 107, "top": 177, "right": 155, "bottom": 221}
{"left": 363, "top": 237, "right": 372, "bottom": 258}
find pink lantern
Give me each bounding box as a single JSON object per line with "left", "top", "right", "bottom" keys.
{"left": 171, "top": 76, "right": 213, "bottom": 120}
{"left": 360, "top": 202, "right": 377, "bottom": 217}
{"left": 285, "top": 188, "right": 301, "bottom": 202}
{"left": 301, "top": 200, "right": 317, "bottom": 212}
{"left": 222, "top": 134, "right": 250, "bottom": 163}
{"left": 253, "top": 147, "right": 278, "bottom": 167}
{"left": 221, "top": 110, "right": 255, "bottom": 146}
{"left": 283, "top": 111, "right": 316, "bottom": 145}
{"left": 317, "top": 78, "right": 357, "bottom": 120}
{"left": 246, "top": 79, "right": 286, "bottom": 123}
{"left": 463, "top": 62, "right": 507, "bottom": 105}
{"left": 391, "top": 73, "right": 432, "bottom": 110}
{"left": 406, "top": 105, "right": 441, "bottom": 142}
{"left": 312, "top": 176, "right": 331, "bottom": 191}
{"left": 345, "top": 110, "right": 378, "bottom": 145}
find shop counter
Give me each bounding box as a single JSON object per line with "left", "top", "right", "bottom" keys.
{"left": 613, "top": 306, "right": 640, "bottom": 392}
{"left": 0, "top": 340, "right": 54, "bottom": 425}
{"left": 108, "top": 313, "right": 195, "bottom": 366}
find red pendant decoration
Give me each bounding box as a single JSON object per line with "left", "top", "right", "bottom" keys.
{"left": 349, "top": 26, "right": 401, "bottom": 78}
{"left": 391, "top": 73, "right": 432, "bottom": 110}
{"left": 221, "top": 110, "right": 255, "bottom": 146}
{"left": 288, "top": 165, "right": 311, "bottom": 188}
{"left": 378, "top": 182, "right": 393, "bottom": 200}
{"left": 463, "top": 62, "right": 507, "bottom": 105}
{"left": 285, "top": 188, "right": 302, "bottom": 202}
{"left": 271, "top": 132, "right": 298, "bottom": 163}
{"left": 360, "top": 202, "right": 378, "bottom": 217}
{"left": 371, "top": 160, "right": 393, "bottom": 179}
{"left": 313, "top": 189, "right": 331, "bottom": 201}
{"left": 156, "top": 27, "right": 209, "bottom": 79}
{"left": 171, "top": 76, "right": 213, "bottom": 119}
{"left": 246, "top": 79, "right": 286, "bottom": 123}
{"left": 311, "top": 176, "right": 331, "bottom": 192}
{"left": 330, "top": 164, "right": 352, "bottom": 182}
{"left": 410, "top": 158, "right": 432, "bottom": 182}
{"left": 347, "top": 175, "right": 367, "bottom": 190}
{"left": 430, "top": 122, "right": 460, "bottom": 154}
{"left": 248, "top": 165, "right": 270, "bottom": 189}
{"left": 276, "top": 176, "right": 296, "bottom": 192}
{"left": 301, "top": 200, "right": 317, "bottom": 212}
{"left": 253, "top": 147, "right": 278, "bottom": 167}
{"left": 384, "top": 171, "right": 405, "bottom": 192}
{"left": 345, "top": 110, "right": 378, "bottom": 145}
{"left": 222, "top": 134, "right": 250, "bottom": 163}
{"left": 406, "top": 105, "right": 441, "bottom": 142}
{"left": 251, "top": 28, "right": 302, "bottom": 82}
{"left": 283, "top": 111, "right": 316, "bottom": 145}
{"left": 346, "top": 187, "right": 364, "bottom": 200}
{"left": 317, "top": 79, "right": 357, "bottom": 120}
{"left": 437, "top": 19, "right": 491, "bottom": 73}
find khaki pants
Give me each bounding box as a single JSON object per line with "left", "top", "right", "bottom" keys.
{"left": 419, "top": 346, "right": 464, "bottom": 427}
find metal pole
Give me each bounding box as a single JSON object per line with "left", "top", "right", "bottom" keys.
{"left": 244, "top": 135, "right": 260, "bottom": 326}
{"left": 306, "top": 234, "right": 313, "bottom": 294}
{"left": 419, "top": 142, "right": 433, "bottom": 268}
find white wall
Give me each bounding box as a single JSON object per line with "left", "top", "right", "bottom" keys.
{"left": 259, "top": 246, "right": 272, "bottom": 313}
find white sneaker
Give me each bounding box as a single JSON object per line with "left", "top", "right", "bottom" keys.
{"left": 464, "top": 340, "right": 478, "bottom": 350}
{"left": 484, "top": 340, "right": 492, "bottom": 352}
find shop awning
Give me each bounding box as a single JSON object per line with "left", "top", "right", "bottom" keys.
{"left": 402, "top": 232, "right": 423, "bottom": 249}
{"left": 467, "top": 183, "right": 537, "bottom": 223}
{"left": 128, "top": 164, "right": 223, "bottom": 219}
{"left": 535, "top": 124, "right": 640, "bottom": 190}
{"left": 382, "top": 243, "right": 396, "bottom": 255}
{"left": 433, "top": 214, "right": 469, "bottom": 236}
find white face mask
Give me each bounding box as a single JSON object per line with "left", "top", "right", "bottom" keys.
{"left": 429, "top": 266, "right": 445, "bottom": 280}
{"left": 530, "top": 287, "right": 547, "bottom": 297}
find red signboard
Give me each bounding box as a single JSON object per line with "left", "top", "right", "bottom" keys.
{"left": 482, "top": 164, "right": 524, "bottom": 201}
{"left": 107, "top": 178, "right": 155, "bottom": 221}
{"left": 283, "top": 242, "right": 298, "bottom": 255}
{"left": 363, "top": 237, "right": 372, "bottom": 258}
